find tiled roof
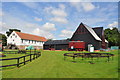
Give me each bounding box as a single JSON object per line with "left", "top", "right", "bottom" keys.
{"left": 15, "top": 31, "right": 47, "bottom": 42}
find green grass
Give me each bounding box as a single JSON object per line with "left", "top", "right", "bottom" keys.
{"left": 1, "top": 50, "right": 119, "bottom": 78}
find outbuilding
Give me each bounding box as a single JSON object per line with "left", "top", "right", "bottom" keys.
{"left": 44, "top": 22, "right": 108, "bottom": 50}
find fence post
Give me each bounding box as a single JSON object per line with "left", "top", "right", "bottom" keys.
{"left": 33, "top": 54, "right": 35, "bottom": 59}
{"left": 30, "top": 54, "right": 32, "bottom": 62}
{"left": 24, "top": 56, "right": 26, "bottom": 65}
{"left": 30, "top": 49, "right": 31, "bottom": 54}
{"left": 17, "top": 58, "right": 19, "bottom": 67}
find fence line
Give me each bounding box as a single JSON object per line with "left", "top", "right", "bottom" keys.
{"left": 2, "top": 50, "right": 38, "bottom": 54}
{"left": 0, "top": 51, "right": 41, "bottom": 68}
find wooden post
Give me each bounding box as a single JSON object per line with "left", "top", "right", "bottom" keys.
{"left": 17, "top": 58, "right": 19, "bottom": 67}
{"left": 30, "top": 54, "right": 32, "bottom": 62}
{"left": 108, "top": 56, "right": 110, "bottom": 62}
{"left": 73, "top": 56, "right": 75, "bottom": 60}
{"left": 30, "top": 49, "right": 31, "bottom": 54}
{"left": 24, "top": 56, "right": 25, "bottom": 65}
{"left": 33, "top": 54, "right": 35, "bottom": 60}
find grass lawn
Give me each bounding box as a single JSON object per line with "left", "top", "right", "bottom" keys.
{"left": 1, "top": 50, "right": 119, "bottom": 78}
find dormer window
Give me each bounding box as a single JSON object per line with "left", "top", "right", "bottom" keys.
{"left": 13, "top": 34, "right": 15, "bottom": 36}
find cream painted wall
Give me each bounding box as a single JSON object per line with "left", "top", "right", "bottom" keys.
{"left": 7, "top": 31, "right": 45, "bottom": 48}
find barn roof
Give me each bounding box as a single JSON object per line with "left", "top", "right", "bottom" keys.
{"left": 92, "top": 27, "right": 103, "bottom": 38}
{"left": 44, "top": 39, "right": 69, "bottom": 45}
{"left": 15, "top": 31, "right": 47, "bottom": 42}
{"left": 83, "top": 23, "right": 102, "bottom": 41}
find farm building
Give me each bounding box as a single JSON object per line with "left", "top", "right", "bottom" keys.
{"left": 44, "top": 39, "right": 69, "bottom": 50}
{"left": 44, "top": 23, "right": 108, "bottom": 50}
{"left": 7, "top": 31, "right": 47, "bottom": 49}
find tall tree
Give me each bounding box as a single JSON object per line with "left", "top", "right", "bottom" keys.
{"left": 0, "top": 33, "right": 7, "bottom": 46}
{"left": 104, "top": 27, "right": 120, "bottom": 47}
{"left": 6, "top": 29, "right": 21, "bottom": 37}
{"left": 2, "top": 35, "right": 7, "bottom": 46}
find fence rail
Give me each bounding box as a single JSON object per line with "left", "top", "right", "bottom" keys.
{"left": 0, "top": 51, "right": 41, "bottom": 68}
{"left": 2, "top": 50, "right": 37, "bottom": 54}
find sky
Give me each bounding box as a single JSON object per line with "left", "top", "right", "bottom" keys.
{"left": 0, "top": 2, "right": 118, "bottom": 40}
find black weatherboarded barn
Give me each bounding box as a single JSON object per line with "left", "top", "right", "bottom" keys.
{"left": 44, "top": 22, "right": 108, "bottom": 50}
{"left": 70, "top": 23, "right": 108, "bottom": 50}
{"left": 43, "top": 39, "right": 69, "bottom": 50}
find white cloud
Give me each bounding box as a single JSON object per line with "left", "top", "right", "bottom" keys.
{"left": 32, "top": 22, "right": 56, "bottom": 39}
{"left": 34, "top": 17, "right": 42, "bottom": 21}
{"left": 42, "top": 22, "right": 56, "bottom": 31}
{"left": 108, "top": 21, "right": 118, "bottom": 29}
{"left": 59, "top": 29, "right": 73, "bottom": 38}
{"left": 50, "top": 17, "right": 68, "bottom": 24}
{"left": 2, "top": 12, "right": 56, "bottom": 39}
{"left": 81, "top": 3, "right": 95, "bottom": 12}
{"left": 70, "top": 2, "right": 95, "bottom": 12}
{"left": 44, "top": 4, "right": 68, "bottom": 24}
{"left": 44, "top": 6, "right": 53, "bottom": 13}
{"left": 51, "top": 9, "right": 67, "bottom": 17}
{"left": 0, "top": 11, "right": 4, "bottom": 16}
{"left": 22, "top": 2, "right": 39, "bottom": 9}
{"left": 0, "top": 21, "right": 10, "bottom": 33}
{"left": 32, "top": 28, "right": 55, "bottom": 39}
{"left": 59, "top": 4, "right": 65, "bottom": 10}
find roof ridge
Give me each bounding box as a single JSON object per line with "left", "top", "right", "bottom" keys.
{"left": 15, "top": 31, "right": 47, "bottom": 42}
{"left": 15, "top": 31, "right": 44, "bottom": 38}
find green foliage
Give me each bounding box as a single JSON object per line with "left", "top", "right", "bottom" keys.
{"left": 6, "top": 29, "right": 21, "bottom": 37}
{"left": 0, "top": 34, "right": 7, "bottom": 46}
{"left": 104, "top": 27, "right": 120, "bottom": 47}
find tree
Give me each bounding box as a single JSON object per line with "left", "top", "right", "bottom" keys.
{"left": 6, "top": 29, "right": 21, "bottom": 37}
{"left": 0, "top": 33, "right": 7, "bottom": 46}
{"left": 104, "top": 27, "right": 120, "bottom": 47}
{"left": 2, "top": 35, "right": 7, "bottom": 46}
{"left": 47, "top": 39, "right": 53, "bottom": 41}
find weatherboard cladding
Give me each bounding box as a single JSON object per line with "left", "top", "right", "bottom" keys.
{"left": 70, "top": 23, "right": 102, "bottom": 50}
{"left": 44, "top": 40, "right": 69, "bottom": 45}
{"left": 83, "top": 24, "right": 102, "bottom": 41}
{"left": 44, "top": 23, "right": 108, "bottom": 50}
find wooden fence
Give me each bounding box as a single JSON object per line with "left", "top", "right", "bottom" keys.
{"left": 2, "top": 50, "right": 37, "bottom": 54}
{"left": 0, "top": 52, "right": 41, "bottom": 68}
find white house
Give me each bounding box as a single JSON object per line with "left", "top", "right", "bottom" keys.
{"left": 7, "top": 31, "right": 47, "bottom": 49}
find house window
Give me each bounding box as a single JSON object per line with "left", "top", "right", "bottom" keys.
{"left": 13, "top": 34, "right": 15, "bottom": 36}
{"left": 29, "top": 40, "right": 30, "bottom": 43}
{"left": 13, "top": 40, "right": 14, "bottom": 41}
{"left": 11, "top": 36, "right": 12, "bottom": 38}
{"left": 21, "top": 39, "right": 23, "bottom": 43}
{"left": 15, "top": 36, "right": 17, "bottom": 38}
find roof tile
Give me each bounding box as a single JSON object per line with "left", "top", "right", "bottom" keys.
{"left": 15, "top": 32, "right": 47, "bottom": 42}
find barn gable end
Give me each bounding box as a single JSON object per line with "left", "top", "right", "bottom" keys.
{"left": 70, "top": 23, "right": 102, "bottom": 50}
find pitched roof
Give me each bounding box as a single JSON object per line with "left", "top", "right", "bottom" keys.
{"left": 92, "top": 27, "right": 103, "bottom": 38}
{"left": 15, "top": 31, "right": 47, "bottom": 42}
{"left": 44, "top": 39, "right": 69, "bottom": 45}
{"left": 83, "top": 23, "right": 102, "bottom": 41}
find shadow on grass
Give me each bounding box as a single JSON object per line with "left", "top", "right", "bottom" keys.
{"left": 64, "top": 57, "right": 115, "bottom": 64}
